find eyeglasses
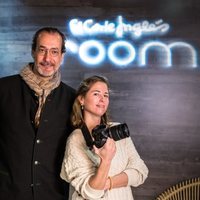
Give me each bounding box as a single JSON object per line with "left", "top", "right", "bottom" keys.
{"left": 36, "top": 47, "right": 61, "bottom": 57}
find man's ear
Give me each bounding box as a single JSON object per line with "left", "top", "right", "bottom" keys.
{"left": 59, "top": 52, "right": 65, "bottom": 65}
{"left": 31, "top": 50, "right": 35, "bottom": 59}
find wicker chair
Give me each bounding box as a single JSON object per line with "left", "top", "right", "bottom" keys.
{"left": 156, "top": 177, "right": 200, "bottom": 200}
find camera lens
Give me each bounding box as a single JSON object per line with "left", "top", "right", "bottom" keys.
{"left": 109, "top": 123, "right": 130, "bottom": 140}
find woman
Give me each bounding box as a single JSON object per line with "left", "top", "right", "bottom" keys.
{"left": 60, "top": 75, "right": 148, "bottom": 200}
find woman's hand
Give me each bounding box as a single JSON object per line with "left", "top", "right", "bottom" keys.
{"left": 93, "top": 137, "right": 116, "bottom": 163}
{"left": 88, "top": 138, "right": 116, "bottom": 190}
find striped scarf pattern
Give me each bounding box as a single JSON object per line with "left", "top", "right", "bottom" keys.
{"left": 20, "top": 63, "right": 61, "bottom": 127}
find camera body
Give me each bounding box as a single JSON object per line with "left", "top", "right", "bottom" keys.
{"left": 92, "top": 123, "right": 130, "bottom": 148}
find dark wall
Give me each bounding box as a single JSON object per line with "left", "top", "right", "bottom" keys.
{"left": 1, "top": 1, "right": 200, "bottom": 199}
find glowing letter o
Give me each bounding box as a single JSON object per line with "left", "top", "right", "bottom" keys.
{"left": 108, "top": 41, "right": 136, "bottom": 67}
{"left": 79, "top": 40, "right": 105, "bottom": 66}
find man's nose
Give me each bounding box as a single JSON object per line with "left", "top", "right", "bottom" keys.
{"left": 43, "top": 50, "right": 51, "bottom": 60}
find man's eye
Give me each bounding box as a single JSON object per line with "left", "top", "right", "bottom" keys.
{"left": 51, "top": 50, "right": 59, "bottom": 55}
{"left": 39, "top": 49, "right": 45, "bottom": 53}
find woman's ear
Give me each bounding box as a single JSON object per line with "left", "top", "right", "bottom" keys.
{"left": 78, "top": 95, "right": 84, "bottom": 106}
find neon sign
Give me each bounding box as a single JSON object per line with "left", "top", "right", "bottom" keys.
{"left": 69, "top": 16, "right": 170, "bottom": 38}
{"left": 66, "top": 16, "right": 198, "bottom": 68}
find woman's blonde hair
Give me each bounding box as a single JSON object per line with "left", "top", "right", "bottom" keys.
{"left": 71, "top": 75, "right": 110, "bottom": 128}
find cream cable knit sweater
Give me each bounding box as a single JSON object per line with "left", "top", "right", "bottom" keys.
{"left": 60, "top": 126, "right": 148, "bottom": 200}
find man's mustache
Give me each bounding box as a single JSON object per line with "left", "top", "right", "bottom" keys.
{"left": 40, "top": 61, "right": 54, "bottom": 66}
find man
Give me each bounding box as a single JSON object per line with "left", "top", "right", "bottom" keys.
{"left": 0, "top": 27, "right": 76, "bottom": 200}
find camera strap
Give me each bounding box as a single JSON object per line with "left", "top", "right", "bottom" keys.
{"left": 81, "top": 123, "right": 94, "bottom": 150}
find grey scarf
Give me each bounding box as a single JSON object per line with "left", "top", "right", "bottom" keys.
{"left": 20, "top": 63, "right": 61, "bottom": 127}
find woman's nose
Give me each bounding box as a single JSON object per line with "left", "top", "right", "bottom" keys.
{"left": 99, "top": 95, "right": 104, "bottom": 101}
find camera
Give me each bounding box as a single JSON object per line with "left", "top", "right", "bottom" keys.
{"left": 92, "top": 123, "right": 130, "bottom": 148}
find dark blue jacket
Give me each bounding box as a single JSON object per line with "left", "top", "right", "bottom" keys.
{"left": 0, "top": 74, "right": 75, "bottom": 200}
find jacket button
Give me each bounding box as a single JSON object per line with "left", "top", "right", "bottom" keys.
{"left": 36, "top": 139, "right": 41, "bottom": 144}
{"left": 31, "top": 183, "right": 41, "bottom": 187}
{"left": 34, "top": 161, "right": 40, "bottom": 165}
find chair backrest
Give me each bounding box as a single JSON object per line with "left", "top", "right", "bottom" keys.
{"left": 156, "top": 177, "right": 200, "bottom": 200}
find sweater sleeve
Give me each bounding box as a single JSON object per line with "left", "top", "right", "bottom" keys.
{"left": 123, "top": 137, "right": 149, "bottom": 187}
{"left": 60, "top": 129, "right": 105, "bottom": 199}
